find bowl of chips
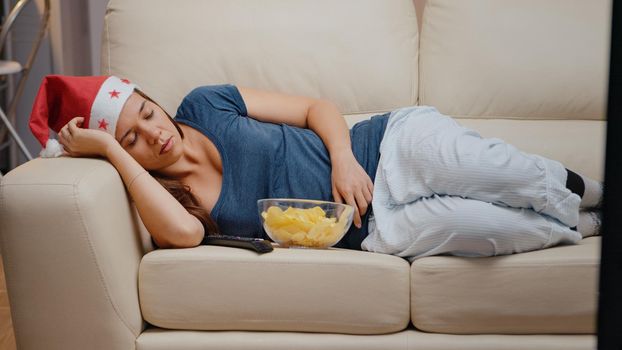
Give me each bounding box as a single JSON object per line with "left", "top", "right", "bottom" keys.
{"left": 258, "top": 198, "right": 354, "bottom": 249}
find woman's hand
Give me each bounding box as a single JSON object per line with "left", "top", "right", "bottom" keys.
{"left": 330, "top": 151, "right": 374, "bottom": 229}
{"left": 58, "top": 117, "right": 116, "bottom": 158}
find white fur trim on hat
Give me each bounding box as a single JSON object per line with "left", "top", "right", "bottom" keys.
{"left": 89, "top": 76, "right": 138, "bottom": 138}
{"left": 40, "top": 138, "right": 64, "bottom": 158}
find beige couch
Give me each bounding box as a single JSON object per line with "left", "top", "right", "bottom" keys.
{"left": 0, "top": 0, "right": 609, "bottom": 349}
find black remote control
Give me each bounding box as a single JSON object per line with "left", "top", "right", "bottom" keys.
{"left": 201, "top": 235, "right": 274, "bottom": 254}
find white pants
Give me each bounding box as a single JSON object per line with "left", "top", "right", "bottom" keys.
{"left": 361, "top": 106, "right": 582, "bottom": 261}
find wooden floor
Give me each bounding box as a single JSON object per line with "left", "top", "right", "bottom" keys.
{"left": 0, "top": 257, "right": 16, "bottom": 350}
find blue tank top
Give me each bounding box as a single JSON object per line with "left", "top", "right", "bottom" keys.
{"left": 173, "top": 84, "right": 389, "bottom": 250}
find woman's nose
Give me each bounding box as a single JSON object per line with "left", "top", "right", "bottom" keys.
{"left": 139, "top": 124, "right": 161, "bottom": 144}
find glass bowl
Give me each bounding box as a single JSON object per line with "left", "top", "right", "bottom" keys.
{"left": 257, "top": 198, "right": 354, "bottom": 249}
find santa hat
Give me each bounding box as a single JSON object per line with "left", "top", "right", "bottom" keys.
{"left": 29, "top": 75, "right": 139, "bottom": 157}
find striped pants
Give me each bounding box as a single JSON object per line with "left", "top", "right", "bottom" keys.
{"left": 361, "top": 106, "right": 582, "bottom": 261}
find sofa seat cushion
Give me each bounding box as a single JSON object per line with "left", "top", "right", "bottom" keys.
{"left": 411, "top": 237, "right": 600, "bottom": 334}
{"left": 139, "top": 245, "right": 410, "bottom": 334}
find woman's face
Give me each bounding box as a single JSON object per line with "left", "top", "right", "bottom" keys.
{"left": 116, "top": 91, "right": 183, "bottom": 170}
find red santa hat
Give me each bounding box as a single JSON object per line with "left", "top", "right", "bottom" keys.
{"left": 29, "top": 75, "right": 139, "bottom": 157}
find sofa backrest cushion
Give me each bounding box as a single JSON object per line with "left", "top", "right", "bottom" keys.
{"left": 102, "top": 0, "right": 419, "bottom": 118}
{"left": 419, "top": 0, "right": 610, "bottom": 120}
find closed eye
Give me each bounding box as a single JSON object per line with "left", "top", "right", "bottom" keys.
{"left": 127, "top": 110, "right": 155, "bottom": 147}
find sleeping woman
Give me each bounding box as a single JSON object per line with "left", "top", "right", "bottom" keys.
{"left": 29, "top": 75, "right": 602, "bottom": 261}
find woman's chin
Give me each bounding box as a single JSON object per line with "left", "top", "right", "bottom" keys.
{"left": 152, "top": 152, "right": 182, "bottom": 171}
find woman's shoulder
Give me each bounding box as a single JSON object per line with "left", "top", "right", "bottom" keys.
{"left": 180, "top": 84, "right": 247, "bottom": 116}
{"left": 183, "top": 84, "right": 234, "bottom": 101}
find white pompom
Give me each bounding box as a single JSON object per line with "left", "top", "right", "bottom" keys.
{"left": 39, "top": 139, "right": 64, "bottom": 158}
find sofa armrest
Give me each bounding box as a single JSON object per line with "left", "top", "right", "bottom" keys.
{"left": 0, "top": 157, "right": 145, "bottom": 350}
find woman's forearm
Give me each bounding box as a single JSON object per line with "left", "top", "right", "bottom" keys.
{"left": 306, "top": 100, "right": 374, "bottom": 226}
{"left": 306, "top": 100, "right": 353, "bottom": 162}
{"left": 105, "top": 142, "right": 204, "bottom": 248}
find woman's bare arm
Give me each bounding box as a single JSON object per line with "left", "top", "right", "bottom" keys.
{"left": 237, "top": 86, "right": 373, "bottom": 228}
{"left": 59, "top": 116, "right": 204, "bottom": 248}
{"left": 105, "top": 142, "right": 205, "bottom": 248}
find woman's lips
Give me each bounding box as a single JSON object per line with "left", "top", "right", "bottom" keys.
{"left": 160, "top": 137, "right": 173, "bottom": 155}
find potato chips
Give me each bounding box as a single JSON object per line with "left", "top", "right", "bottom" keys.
{"left": 261, "top": 205, "right": 352, "bottom": 248}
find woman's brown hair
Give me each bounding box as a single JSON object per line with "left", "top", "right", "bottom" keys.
{"left": 135, "top": 89, "right": 219, "bottom": 238}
